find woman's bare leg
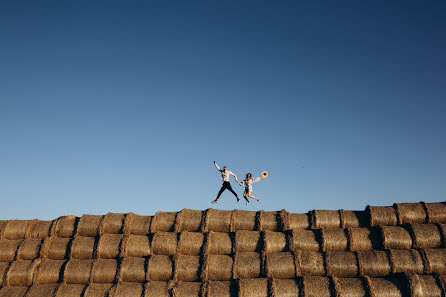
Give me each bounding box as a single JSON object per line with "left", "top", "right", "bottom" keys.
{"left": 248, "top": 191, "right": 259, "bottom": 202}
{"left": 243, "top": 191, "right": 249, "bottom": 205}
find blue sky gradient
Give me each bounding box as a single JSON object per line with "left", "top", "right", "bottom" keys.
{"left": 1, "top": 1, "right": 445, "bottom": 219}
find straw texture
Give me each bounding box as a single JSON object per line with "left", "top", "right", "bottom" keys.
{"left": 0, "top": 201, "right": 445, "bottom": 296}
{"left": 76, "top": 215, "right": 102, "bottom": 237}
{"left": 235, "top": 231, "right": 262, "bottom": 253}
{"left": 381, "top": 226, "right": 412, "bottom": 250}
{"left": 367, "top": 206, "right": 398, "bottom": 227}
{"left": 233, "top": 210, "right": 257, "bottom": 231}
{"left": 291, "top": 230, "right": 320, "bottom": 252}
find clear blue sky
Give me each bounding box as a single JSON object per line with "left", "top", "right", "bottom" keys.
{"left": 1, "top": 1, "right": 445, "bottom": 220}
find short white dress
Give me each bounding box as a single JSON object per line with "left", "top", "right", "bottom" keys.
{"left": 240, "top": 177, "right": 261, "bottom": 193}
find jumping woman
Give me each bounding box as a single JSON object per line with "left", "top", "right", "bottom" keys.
{"left": 237, "top": 173, "right": 263, "bottom": 205}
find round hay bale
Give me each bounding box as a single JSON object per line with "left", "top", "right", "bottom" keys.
{"left": 348, "top": 227, "right": 380, "bottom": 251}
{"left": 6, "top": 259, "right": 41, "bottom": 286}
{"left": 321, "top": 229, "right": 348, "bottom": 251}
{"left": 145, "top": 281, "right": 171, "bottom": 297}
{"left": 119, "top": 257, "right": 146, "bottom": 283}
{"left": 425, "top": 202, "right": 446, "bottom": 224}
{"left": 335, "top": 277, "right": 368, "bottom": 297}
{"left": 206, "top": 209, "right": 232, "bottom": 233}
{"left": 235, "top": 230, "right": 262, "bottom": 253}
{"left": 99, "top": 212, "right": 125, "bottom": 235}
{"left": 206, "top": 281, "right": 235, "bottom": 297}
{"left": 297, "top": 250, "right": 326, "bottom": 276}
{"left": 233, "top": 210, "right": 257, "bottom": 231}
{"left": 150, "top": 211, "right": 177, "bottom": 232}
{"left": 204, "top": 255, "right": 233, "bottom": 281}
{"left": 34, "top": 259, "right": 65, "bottom": 284}
{"left": 147, "top": 255, "right": 173, "bottom": 281}
{"left": 312, "top": 210, "right": 341, "bottom": 229}
{"left": 172, "top": 281, "right": 202, "bottom": 297}
{"left": 96, "top": 234, "right": 124, "bottom": 258}
{"left": 0, "top": 286, "right": 29, "bottom": 297}
{"left": 380, "top": 226, "right": 412, "bottom": 250}
{"left": 264, "top": 231, "right": 287, "bottom": 253}
{"left": 366, "top": 205, "right": 398, "bottom": 227}
{"left": 29, "top": 220, "right": 53, "bottom": 239}
{"left": 113, "top": 282, "right": 143, "bottom": 297}
{"left": 265, "top": 252, "right": 295, "bottom": 279}
{"left": 3, "top": 220, "right": 32, "bottom": 240}
{"left": 0, "top": 221, "right": 9, "bottom": 239}
{"left": 0, "top": 239, "right": 22, "bottom": 262}
{"left": 54, "top": 284, "right": 86, "bottom": 297}
{"left": 121, "top": 235, "right": 151, "bottom": 257}
{"left": 122, "top": 213, "right": 151, "bottom": 236}
{"left": 410, "top": 223, "right": 442, "bottom": 249}
{"left": 368, "top": 275, "right": 407, "bottom": 297}
{"left": 175, "top": 209, "right": 203, "bottom": 232}
{"left": 340, "top": 210, "right": 368, "bottom": 229}
{"left": 174, "top": 255, "right": 201, "bottom": 282}
{"left": 26, "top": 284, "right": 59, "bottom": 297}
{"left": 289, "top": 213, "right": 310, "bottom": 230}
{"left": 357, "top": 250, "right": 391, "bottom": 277}
{"left": 178, "top": 232, "right": 204, "bottom": 256}
{"left": 389, "top": 249, "right": 424, "bottom": 274}
{"left": 52, "top": 216, "right": 78, "bottom": 238}
{"left": 302, "top": 276, "right": 333, "bottom": 297}
{"left": 90, "top": 259, "right": 117, "bottom": 283}
{"left": 271, "top": 279, "right": 300, "bottom": 297}
{"left": 83, "top": 283, "right": 114, "bottom": 297}
{"left": 76, "top": 215, "right": 103, "bottom": 237}
{"left": 152, "top": 232, "right": 178, "bottom": 255}
{"left": 41, "top": 237, "right": 71, "bottom": 260}
{"left": 279, "top": 209, "right": 290, "bottom": 231}
{"left": 70, "top": 236, "right": 96, "bottom": 259}
{"left": 0, "top": 262, "right": 10, "bottom": 287}
{"left": 63, "top": 259, "right": 93, "bottom": 284}
{"left": 405, "top": 273, "right": 442, "bottom": 297}
{"left": 17, "top": 239, "right": 43, "bottom": 260}
{"left": 424, "top": 248, "right": 446, "bottom": 274}
{"left": 291, "top": 230, "right": 321, "bottom": 252}
{"left": 394, "top": 202, "right": 427, "bottom": 224}
{"left": 262, "top": 211, "right": 280, "bottom": 231}
{"left": 325, "top": 251, "right": 358, "bottom": 277}
{"left": 234, "top": 252, "right": 262, "bottom": 279}
{"left": 206, "top": 232, "right": 233, "bottom": 255}
{"left": 238, "top": 278, "right": 269, "bottom": 297}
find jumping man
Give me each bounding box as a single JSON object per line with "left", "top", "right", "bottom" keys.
{"left": 212, "top": 160, "right": 240, "bottom": 204}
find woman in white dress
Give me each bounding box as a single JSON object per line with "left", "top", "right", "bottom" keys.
{"left": 237, "top": 173, "right": 263, "bottom": 205}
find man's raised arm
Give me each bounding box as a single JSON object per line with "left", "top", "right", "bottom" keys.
{"left": 213, "top": 160, "right": 221, "bottom": 171}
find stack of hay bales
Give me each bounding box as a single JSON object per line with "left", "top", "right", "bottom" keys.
{"left": 0, "top": 202, "right": 445, "bottom": 296}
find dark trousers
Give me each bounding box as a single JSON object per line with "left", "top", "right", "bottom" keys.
{"left": 216, "top": 181, "right": 238, "bottom": 200}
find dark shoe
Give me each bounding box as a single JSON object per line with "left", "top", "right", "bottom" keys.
{"left": 236, "top": 197, "right": 240, "bottom": 203}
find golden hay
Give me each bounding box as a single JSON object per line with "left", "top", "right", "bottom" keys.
{"left": 99, "top": 212, "right": 126, "bottom": 235}
{"left": 90, "top": 259, "right": 117, "bottom": 283}
{"left": 151, "top": 211, "right": 177, "bottom": 232}
{"left": 178, "top": 231, "right": 204, "bottom": 256}
{"left": 96, "top": 234, "right": 124, "bottom": 259}
{"left": 263, "top": 231, "right": 287, "bottom": 253}
{"left": 235, "top": 230, "right": 262, "bottom": 253}
{"left": 76, "top": 215, "right": 103, "bottom": 237}
{"left": 6, "top": 259, "right": 41, "bottom": 286}
{"left": 152, "top": 232, "right": 178, "bottom": 255}
{"left": 70, "top": 236, "right": 96, "bottom": 259}
{"left": 121, "top": 234, "right": 151, "bottom": 258}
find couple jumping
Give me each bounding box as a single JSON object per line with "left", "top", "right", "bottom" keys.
{"left": 211, "top": 160, "right": 264, "bottom": 205}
